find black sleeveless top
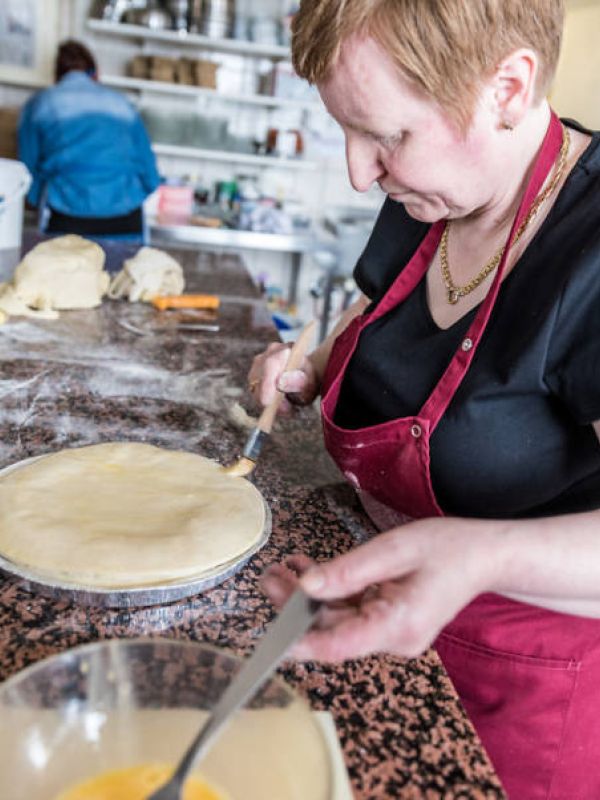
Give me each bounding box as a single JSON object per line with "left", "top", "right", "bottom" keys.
{"left": 334, "top": 121, "right": 600, "bottom": 519}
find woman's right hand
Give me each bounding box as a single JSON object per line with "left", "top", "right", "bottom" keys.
{"left": 247, "top": 342, "right": 321, "bottom": 412}
{"left": 247, "top": 293, "right": 370, "bottom": 413}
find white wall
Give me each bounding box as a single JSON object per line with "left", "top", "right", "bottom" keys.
{"left": 551, "top": 0, "right": 600, "bottom": 128}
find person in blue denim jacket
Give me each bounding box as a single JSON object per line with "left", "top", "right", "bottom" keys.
{"left": 18, "top": 40, "right": 160, "bottom": 239}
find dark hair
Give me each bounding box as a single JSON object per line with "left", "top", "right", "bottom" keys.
{"left": 55, "top": 39, "right": 97, "bottom": 82}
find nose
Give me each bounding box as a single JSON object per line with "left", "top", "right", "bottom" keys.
{"left": 346, "top": 134, "right": 385, "bottom": 193}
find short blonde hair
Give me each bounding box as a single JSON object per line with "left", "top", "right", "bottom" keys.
{"left": 292, "top": 0, "right": 564, "bottom": 130}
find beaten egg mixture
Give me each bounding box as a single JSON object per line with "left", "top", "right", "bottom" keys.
{"left": 56, "top": 763, "right": 227, "bottom": 800}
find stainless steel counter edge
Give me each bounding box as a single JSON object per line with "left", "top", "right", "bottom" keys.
{"left": 149, "top": 221, "right": 332, "bottom": 254}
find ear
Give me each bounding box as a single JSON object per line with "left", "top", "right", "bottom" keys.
{"left": 491, "top": 48, "right": 539, "bottom": 130}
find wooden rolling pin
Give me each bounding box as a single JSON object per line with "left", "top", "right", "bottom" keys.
{"left": 151, "top": 294, "right": 221, "bottom": 311}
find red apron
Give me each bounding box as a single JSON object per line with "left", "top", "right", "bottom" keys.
{"left": 320, "top": 113, "right": 600, "bottom": 798}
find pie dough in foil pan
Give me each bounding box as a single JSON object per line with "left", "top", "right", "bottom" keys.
{"left": 0, "top": 455, "right": 271, "bottom": 608}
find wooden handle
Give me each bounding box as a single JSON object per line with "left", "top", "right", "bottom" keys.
{"left": 257, "top": 320, "right": 317, "bottom": 434}
{"left": 152, "top": 294, "right": 221, "bottom": 311}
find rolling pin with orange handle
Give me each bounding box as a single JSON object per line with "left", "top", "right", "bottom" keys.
{"left": 222, "top": 320, "right": 317, "bottom": 477}
{"left": 151, "top": 294, "right": 221, "bottom": 311}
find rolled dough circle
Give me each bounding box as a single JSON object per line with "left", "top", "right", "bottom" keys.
{"left": 0, "top": 443, "right": 266, "bottom": 588}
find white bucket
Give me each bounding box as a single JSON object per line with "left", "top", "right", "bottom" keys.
{"left": 0, "top": 158, "right": 32, "bottom": 280}
{"left": 0, "top": 158, "right": 32, "bottom": 248}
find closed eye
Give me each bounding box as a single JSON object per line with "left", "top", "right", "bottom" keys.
{"left": 370, "top": 131, "right": 404, "bottom": 150}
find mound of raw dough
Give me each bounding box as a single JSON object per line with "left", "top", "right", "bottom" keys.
{"left": 0, "top": 442, "right": 266, "bottom": 588}
{"left": 108, "top": 246, "right": 184, "bottom": 302}
{"left": 0, "top": 235, "right": 109, "bottom": 320}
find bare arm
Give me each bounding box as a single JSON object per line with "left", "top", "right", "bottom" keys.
{"left": 497, "top": 421, "right": 600, "bottom": 615}
{"left": 262, "top": 506, "right": 600, "bottom": 662}
{"left": 262, "top": 422, "right": 600, "bottom": 661}
{"left": 306, "top": 293, "right": 370, "bottom": 387}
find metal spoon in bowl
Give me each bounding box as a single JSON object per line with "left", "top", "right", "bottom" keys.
{"left": 146, "top": 588, "right": 320, "bottom": 800}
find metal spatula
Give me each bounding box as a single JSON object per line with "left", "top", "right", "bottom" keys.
{"left": 146, "top": 588, "right": 320, "bottom": 800}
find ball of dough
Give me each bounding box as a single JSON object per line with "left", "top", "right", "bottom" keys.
{"left": 108, "top": 247, "right": 184, "bottom": 303}
{"left": 0, "top": 235, "right": 109, "bottom": 320}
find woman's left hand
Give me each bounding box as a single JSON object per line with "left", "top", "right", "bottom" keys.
{"left": 261, "top": 517, "right": 502, "bottom": 662}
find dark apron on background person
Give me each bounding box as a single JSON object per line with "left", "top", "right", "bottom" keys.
{"left": 320, "top": 112, "right": 600, "bottom": 798}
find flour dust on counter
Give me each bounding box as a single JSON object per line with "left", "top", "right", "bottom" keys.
{"left": 0, "top": 321, "right": 244, "bottom": 414}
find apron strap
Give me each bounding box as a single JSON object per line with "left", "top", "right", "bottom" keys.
{"left": 369, "top": 220, "right": 445, "bottom": 322}
{"left": 421, "top": 111, "right": 564, "bottom": 430}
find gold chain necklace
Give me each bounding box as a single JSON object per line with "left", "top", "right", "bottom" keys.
{"left": 440, "top": 126, "right": 571, "bottom": 305}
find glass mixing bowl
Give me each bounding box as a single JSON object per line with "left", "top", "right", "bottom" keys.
{"left": 0, "top": 639, "right": 332, "bottom": 800}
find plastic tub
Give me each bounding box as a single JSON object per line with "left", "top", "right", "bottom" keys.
{"left": 0, "top": 158, "right": 31, "bottom": 279}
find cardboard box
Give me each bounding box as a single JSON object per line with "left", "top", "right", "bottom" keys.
{"left": 0, "top": 108, "right": 19, "bottom": 160}
{"left": 149, "top": 56, "right": 176, "bottom": 83}
{"left": 176, "top": 58, "right": 195, "bottom": 86}
{"left": 129, "top": 55, "right": 150, "bottom": 79}
{"left": 193, "top": 60, "right": 218, "bottom": 89}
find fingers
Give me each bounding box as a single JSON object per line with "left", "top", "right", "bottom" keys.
{"left": 263, "top": 555, "right": 448, "bottom": 662}
{"left": 259, "top": 347, "right": 292, "bottom": 407}
{"left": 261, "top": 565, "right": 298, "bottom": 608}
{"left": 248, "top": 343, "right": 291, "bottom": 406}
{"left": 261, "top": 554, "right": 316, "bottom": 608}
{"left": 277, "top": 367, "right": 318, "bottom": 406}
{"left": 277, "top": 369, "right": 307, "bottom": 394}
{"left": 292, "top": 588, "right": 410, "bottom": 662}
{"left": 292, "top": 576, "right": 444, "bottom": 662}
{"left": 285, "top": 553, "right": 315, "bottom": 574}
{"left": 247, "top": 345, "right": 319, "bottom": 409}
{"left": 299, "top": 527, "right": 422, "bottom": 601}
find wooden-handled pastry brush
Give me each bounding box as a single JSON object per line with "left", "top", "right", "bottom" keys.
{"left": 223, "top": 320, "right": 316, "bottom": 478}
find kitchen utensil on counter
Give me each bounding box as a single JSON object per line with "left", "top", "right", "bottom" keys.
{"left": 118, "top": 319, "right": 220, "bottom": 335}
{"left": 0, "top": 639, "right": 333, "bottom": 800}
{"left": 223, "top": 320, "right": 316, "bottom": 477}
{"left": 189, "top": 214, "right": 223, "bottom": 228}
{"left": 151, "top": 294, "right": 221, "bottom": 311}
{"left": 147, "top": 589, "right": 321, "bottom": 800}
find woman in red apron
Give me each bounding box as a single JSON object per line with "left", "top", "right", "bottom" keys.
{"left": 251, "top": 2, "right": 600, "bottom": 796}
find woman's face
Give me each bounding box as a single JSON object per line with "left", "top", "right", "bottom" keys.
{"left": 318, "top": 36, "right": 503, "bottom": 223}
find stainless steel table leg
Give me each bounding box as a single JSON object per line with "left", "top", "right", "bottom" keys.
{"left": 288, "top": 252, "right": 301, "bottom": 307}
{"left": 319, "top": 269, "right": 336, "bottom": 343}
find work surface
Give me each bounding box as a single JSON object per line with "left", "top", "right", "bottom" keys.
{"left": 0, "top": 237, "right": 505, "bottom": 798}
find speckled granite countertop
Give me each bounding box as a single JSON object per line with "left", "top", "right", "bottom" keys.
{"left": 0, "top": 236, "right": 505, "bottom": 799}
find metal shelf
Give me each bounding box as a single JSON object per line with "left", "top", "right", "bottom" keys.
{"left": 102, "top": 74, "right": 321, "bottom": 111}
{"left": 152, "top": 143, "right": 319, "bottom": 170}
{"left": 87, "top": 19, "right": 290, "bottom": 60}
